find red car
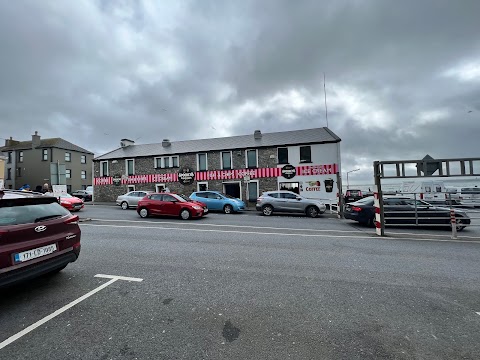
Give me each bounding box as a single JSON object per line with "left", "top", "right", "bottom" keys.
{"left": 45, "top": 193, "right": 84, "bottom": 212}
{"left": 137, "top": 193, "right": 208, "bottom": 220}
{"left": 0, "top": 190, "right": 81, "bottom": 288}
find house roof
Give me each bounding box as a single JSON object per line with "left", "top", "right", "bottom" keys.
{"left": 0, "top": 138, "right": 94, "bottom": 154}
{"left": 94, "top": 127, "right": 341, "bottom": 161}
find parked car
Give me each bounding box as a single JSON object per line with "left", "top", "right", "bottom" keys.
{"left": 137, "top": 193, "right": 207, "bottom": 220}
{"left": 0, "top": 189, "right": 81, "bottom": 288}
{"left": 116, "top": 190, "right": 153, "bottom": 209}
{"left": 459, "top": 187, "right": 480, "bottom": 206}
{"left": 256, "top": 190, "right": 327, "bottom": 217}
{"left": 190, "top": 191, "right": 246, "bottom": 214}
{"left": 344, "top": 196, "right": 470, "bottom": 230}
{"left": 44, "top": 192, "right": 85, "bottom": 212}
{"left": 344, "top": 189, "right": 363, "bottom": 203}
{"left": 71, "top": 189, "right": 92, "bottom": 201}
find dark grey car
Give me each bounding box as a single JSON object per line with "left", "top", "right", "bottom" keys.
{"left": 256, "top": 190, "right": 327, "bottom": 218}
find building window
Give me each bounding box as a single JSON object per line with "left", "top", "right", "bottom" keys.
{"left": 100, "top": 161, "right": 109, "bottom": 177}
{"left": 278, "top": 147, "right": 288, "bottom": 164}
{"left": 81, "top": 170, "right": 87, "bottom": 179}
{"left": 7, "top": 168, "right": 11, "bottom": 180}
{"left": 16, "top": 167, "right": 22, "bottom": 177}
{"left": 300, "top": 146, "right": 311, "bottom": 163}
{"left": 126, "top": 159, "right": 135, "bottom": 176}
{"left": 127, "top": 185, "right": 135, "bottom": 192}
{"left": 65, "top": 152, "right": 71, "bottom": 162}
{"left": 154, "top": 156, "right": 179, "bottom": 169}
{"left": 246, "top": 149, "right": 258, "bottom": 168}
{"left": 81, "top": 185, "right": 87, "bottom": 190}
{"left": 7, "top": 152, "right": 12, "bottom": 163}
{"left": 42, "top": 149, "right": 48, "bottom": 161}
{"left": 66, "top": 169, "right": 71, "bottom": 179}
{"left": 221, "top": 151, "right": 232, "bottom": 170}
{"left": 67, "top": 185, "right": 72, "bottom": 193}
{"left": 81, "top": 155, "right": 86, "bottom": 164}
{"left": 18, "top": 151, "right": 23, "bottom": 163}
{"left": 198, "top": 153, "right": 207, "bottom": 171}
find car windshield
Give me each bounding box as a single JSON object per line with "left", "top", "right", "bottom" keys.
{"left": 176, "top": 194, "right": 191, "bottom": 202}
{"left": 0, "top": 201, "right": 69, "bottom": 226}
{"left": 224, "top": 194, "right": 236, "bottom": 199}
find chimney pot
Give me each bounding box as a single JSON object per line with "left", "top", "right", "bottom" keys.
{"left": 254, "top": 130, "right": 262, "bottom": 139}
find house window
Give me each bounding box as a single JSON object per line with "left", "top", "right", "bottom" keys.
{"left": 81, "top": 170, "right": 87, "bottom": 179}
{"left": 18, "top": 151, "right": 24, "bottom": 163}
{"left": 81, "top": 155, "right": 86, "bottom": 164}
{"left": 154, "top": 156, "right": 179, "bottom": 169}
{"left": 67, "top": 185, "right": 72, "bottom": 193}
{"left": 246, "top": 149, "right": 258, "bottom": 168}
{"left": 7, "top": 168, "right": 11, "bottom": 180}
{"left": 198, "top": 153, "right": 207, "bottom": 171}
{"left": 126, "top": 159, "right": 135, "bottom": 176}
{"left": 42, "top": 149, "right": 48, "bottom": 161}
{"left": 278, "top": 147, "right": 288, "bottom": 164}
{"left": 221, "top": 151, "right": 232, "bottom": 169}
{"left": 100, "top": 161, "right": 109, "bottom": 177}
{"left": 65, "top": 152, "right": 71, "bottom": 162}
{"left": 300, "top": 146, "right": 311, "bottom": 163}
{"left": 16, "top": 167, "right": 22, "bottom": 177}
{"left": 66, "top": 169, "right": 71, "bottom": 179}
{"left": 7, "top": 152, "right": 12, "bottom": 163}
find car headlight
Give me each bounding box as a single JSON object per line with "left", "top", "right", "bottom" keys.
{"left": 193, "top": 205, "right": 202, "bottom": 210}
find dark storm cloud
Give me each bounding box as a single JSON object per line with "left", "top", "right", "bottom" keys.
{"left": 0, "top": 0, "right": 479, "bottom": 183}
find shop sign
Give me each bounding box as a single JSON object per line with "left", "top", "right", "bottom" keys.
{"left": 305, "top": 180, "right": 321, "bottom": 191}
{"left": 281, "top": 164, "right": 296, "bottom": 179}
{"left": 178, "top": 167, "right": 195, "bottom": 185}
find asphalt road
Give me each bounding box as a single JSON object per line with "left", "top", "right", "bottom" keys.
{"left": 1, "top": 206, "right": 480, "bottom": 359}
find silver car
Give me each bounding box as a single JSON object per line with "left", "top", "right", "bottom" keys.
{"left": 256, "top": 190, "right": 326, "bottom": 217}
{"left": 116, "top": 191, "right": 153, "bottom": 210}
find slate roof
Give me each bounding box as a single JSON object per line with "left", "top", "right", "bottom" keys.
{"left": 0, "top": 138, "right": 93, "bottom": 154}
{"left": 95, "top": 127, "right": 340, "bottom": 160}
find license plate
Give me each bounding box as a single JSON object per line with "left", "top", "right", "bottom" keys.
{"left": 14, "top": 244, "right": 57, "bottom": 263}
{"left": 204, "top": 208, "right": 208, "bottom": 213}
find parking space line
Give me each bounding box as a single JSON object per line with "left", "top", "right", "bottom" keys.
{"left": 81, "top": 223, "right": 480, "bottom": 244}
{"left": 476, "top": 312, "right": 480, "bottom": 316}
{"left": 0, "top": 274, "right": 143, "bottom": 350}
{"left": 95, "top": 274, "right": 143, "bottom": 282}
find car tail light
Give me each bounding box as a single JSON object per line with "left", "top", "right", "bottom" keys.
{"left": 65, "top": 215, "right": 79, "bottom": 225}
{"left": 351, "top": 206, "right": 362, "bottom": 212}
{"left": 257, "top": 197, "right": 263, "bottom": 202}
{"left": 420, "top": 193, "right": 424, "bottom": 199}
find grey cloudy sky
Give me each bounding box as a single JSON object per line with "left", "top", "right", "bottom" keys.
{"left": 1, "top": 0, "right": 479, "bottom": 183}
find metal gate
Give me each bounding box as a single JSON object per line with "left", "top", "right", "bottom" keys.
{"left": 373, "top": 157, "right": 480, "bottom": 239}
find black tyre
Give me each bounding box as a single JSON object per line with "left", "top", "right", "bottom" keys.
{"left": 139, "top": 207, "right": 149, "bottom": 218}
{"left": 306, "top": 206, "right": 319, "bottom": 218}
{"left": 121, "top": 201, "right": 129, "bottom": 210}
{"left": 223, "top": 204, "right": 233, "bottom": 214}
{"left": 180, "top": 209, "right": 191, "bottom": 220}
{"left": 262, "top": 205, "right": 273, "bottom": 216}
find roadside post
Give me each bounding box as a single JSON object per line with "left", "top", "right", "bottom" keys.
{"left": 450, "top": 208, "right": 457, "bottom": 239}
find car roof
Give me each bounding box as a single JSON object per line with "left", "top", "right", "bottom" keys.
{"left": 0, "top": 189, "right": 48, "bottom": 200}
{"left": 263, "top": 190, "right": 297, "bottom": 194}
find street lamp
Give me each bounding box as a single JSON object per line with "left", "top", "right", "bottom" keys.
{"left": 346, "top": 168, "right": 360, "bottom": 189}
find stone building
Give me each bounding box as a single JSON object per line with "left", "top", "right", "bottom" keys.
{"left": 93, "top": 127, "right": 342, "bottom": 205}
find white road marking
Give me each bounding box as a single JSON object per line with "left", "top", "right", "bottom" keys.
{"left": 80, "top": 223, "right": 480, "bottom": 244}
{"left": 476, "top": 312, "right": 480, "bottom": 316}
{"left": 95, "top": 274, "right": 143, "bottom": 282}
{"left": 0, "top": 274, "right": 143, "bottom": 350}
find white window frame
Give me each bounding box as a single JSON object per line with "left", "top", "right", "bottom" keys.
{"left": 163, "top": 157, "right": 170, "bottom": 168}
{"left": 66, "top": 169, "right": 71, "bottom": 179}
{"left": 197, "top": 153, "right": 208, "bottom": 171}
{"left": 127, "top": 185, "right": 135, "bottom": 192}
{"left": 221, "top": 151, "right": 233, "bottom": 170}
{"left": 126, "top": 159, "right": 135, "bottom": 176}
{"left": 154, "top": 156, "right": 180, "bottom": 169}
{"left": 42, "top": 149, "right": 48, "bottom": 161}
{"left": 65, "top": 152, "right": 71, "bottom": 162}
{"left": 100, "top": 161, "right": 109, "bottom": 177}
{"left": 171, "top": 156, "right": 179, "bottom": 168}
{"left": 197, "top": 181, "right": 208, "bottom": 192}
{"left": 81, "top": 155, "right": 86, "bottom": 164}
{"left": 222, "top": 181, "right": 243, "bottom": 200}
{"left": 155, "top": 183, "right": 166, "bottom": 192}
{"left": 18, "top": 151, "right": 24, "bottom": 163}
{"left": 81, "top": 170, "right": 87, "bottom": 179}
{"left": 245, "top": 149, "right": 258, "bottom": 168}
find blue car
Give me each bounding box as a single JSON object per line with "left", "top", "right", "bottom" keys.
{"left": 189, "top": 191, "right": 246, "bottom": 214}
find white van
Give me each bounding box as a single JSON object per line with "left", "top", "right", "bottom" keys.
{"left": 401, "top": 181, "right": 460, "bottom": 204}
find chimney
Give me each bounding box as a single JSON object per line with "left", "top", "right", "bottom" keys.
{"left": 32, "top": 131, "right": 41, "bottom": 148}
{"left": 120, "top": 138, "right": 135, "bottom": 147}
{"left": 162, "top": 139, "right": 171, "bottom": 147}
{"left": 5, "top": 136, "right": 19, "bottom": 147}
{"left": 254, "top": 130, "right": 262, "bottom": 139}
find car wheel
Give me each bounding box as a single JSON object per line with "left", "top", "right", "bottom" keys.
{"left": 454, "top": 218, "right": 466, "bottom": 231}
{"left": 306, "top": 206, "right": 319, "bottom": 218}
{"left": 139, "top": 208, "right": 149, "bottom": 218}
{"left": 368, "top": 217, "right": 375, "bottom": 227}
{"left": 180, "top": 209, "right": 191, "bottom": 220}
{"left": 262, "top": 205, "right": 273, "bottom": 216}
{"left": 121, "top": 201, "right": 129, "bottom": 210}
{"left": 223, "top": 204, "right": 233, "bottom": 214}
